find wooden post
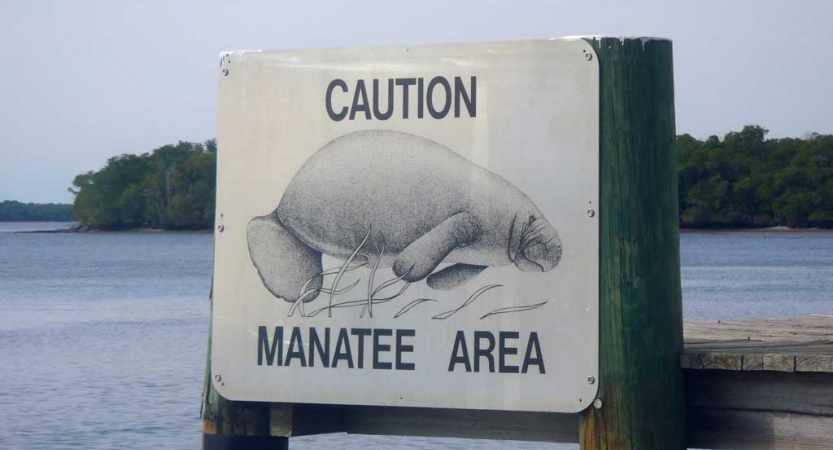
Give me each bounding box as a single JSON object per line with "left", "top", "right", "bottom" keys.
{"left": 202, "top": 284, "right": 289, "bottom": 449}
{"left": 579, "top": 37, "right": 686, "bottom": 449}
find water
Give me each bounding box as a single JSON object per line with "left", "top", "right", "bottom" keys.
{"left": 681, "top": 230, "right": 833, "bottom": 320}
{"left": 0, "top": 227, "right": 211, "bottom": 450}
{"left": 1, "top": 223, "right": 832, "bottom": 449}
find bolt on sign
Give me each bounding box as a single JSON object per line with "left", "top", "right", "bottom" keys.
{"left": 213, "top": 39, "right": 599, "bottom": 413}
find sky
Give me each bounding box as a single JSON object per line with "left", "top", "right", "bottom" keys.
{"left": 1, "top": 0, "right": 831, "bottom": 204}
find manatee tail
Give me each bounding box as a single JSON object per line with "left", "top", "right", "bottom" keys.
{"left": 247, "top": 212, "right": 323, "bottom": 302}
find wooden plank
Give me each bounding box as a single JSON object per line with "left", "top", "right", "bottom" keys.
{"left": 764, "top": 354, "right": 796, "bottom": 372}
{"left": 269, "top": 404, "right": 293, "bottom": 437}
{"left": 741, "top": 353, "right": 763, "bottom": 371}
{"left": 688, "top": 342, "right": 833, "bottom": 356}
{"left": 685, "top": 369, "right": 833, "bottom": 449}
{"left": 688, "top": 409, "right": 833, "bottom": 450}
{"left": 579, "top": 36, "right": 686, "bottom": 450}
{"left": 685, "top": 315, "right": 833, "bottom": 343}
{"left": 797, "top": 355, "right": 833, "bottom": 373}
{"left": 685, "top": 352, "right": 743, "bottom": 371}
{"left": 290, "top": 404, "right": 345, "bottom": 437}
{"left": 683, "top": 316, "right": 833, "bottom": 374}
{"left": 685, "top": 371, "right": 833, "bottom": 417}
{"left": 343, "top": 406, "right": 578, "bottom": 443}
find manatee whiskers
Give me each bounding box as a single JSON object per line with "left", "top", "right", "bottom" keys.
{"left": 508, "top": 213, "right": 563, "bottom": 273}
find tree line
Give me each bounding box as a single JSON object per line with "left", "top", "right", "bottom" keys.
{"left": 65, "top": 126, "right": 832, "bottom": 230}
{"left": 69, "top": 140, "right": 216, "bottom": 230}
{"left": 0, "top": 201, "right": 73, "bottom": 221}
{"left": 678, "top": 126, "right": 832, "bottom": 228}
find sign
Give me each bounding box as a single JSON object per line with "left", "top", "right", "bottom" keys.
{"left": 213, "top": 39, "right": 599, "bottom": 413}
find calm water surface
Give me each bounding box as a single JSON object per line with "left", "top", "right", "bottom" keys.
{"left": 1, "top": 223, "right": 831, "bottom": 449}
{"left": 681, "top": 230, "right": 833, "bottom": 319}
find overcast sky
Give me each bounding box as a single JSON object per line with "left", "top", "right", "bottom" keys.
{"left": 1, "top": 0, "right": 831, "bottom": 203}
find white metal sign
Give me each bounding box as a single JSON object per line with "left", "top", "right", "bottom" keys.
{"left": 213, "top": 39, "right": 599, "bottom": 413}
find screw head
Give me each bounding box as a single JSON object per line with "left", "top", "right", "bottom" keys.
{"left": 217, "top": 224, "right": 224, "bottom": 232}
{"left": 585, "top": 52, "right": 593, "bottom": 61}
{"left": 587, "top": 209, "right": 596, "bottom": 218}
{"left": 214, "top": 374, "right": 222, "bottom": 382}
{"left": 587, "top": 376, "right": 596, "bottom": 384}
{"left": 222, "top": 68, "right": 229, "bottom": 76}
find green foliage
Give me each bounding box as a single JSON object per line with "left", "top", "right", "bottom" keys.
{"left": 68, "top": 128, "right": 833, "bottom": 230}
{"left": 0, "top": 201, "right": 73, "bottom": 221}
{"left": 69, "top": 140, "right": 216, "bottom": 230}
{"left": 678, "top": 126, "right": 833, "bottom": 228}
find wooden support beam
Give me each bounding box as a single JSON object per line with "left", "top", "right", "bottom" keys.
{"left": 687, "top": 409, "right": 833, "bottom": 450}
{"left": 343, "top": 406, "right": 578, "bottom": 443}
{"left": 579, "top": 36, "right": 687, "bottom": 450}
{"left": 686, "top": 370, "right": 833, "bottom": 450}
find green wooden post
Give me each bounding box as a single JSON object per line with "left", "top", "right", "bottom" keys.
{"left": 579, "top": 37, "right": 686, "bottom": 449}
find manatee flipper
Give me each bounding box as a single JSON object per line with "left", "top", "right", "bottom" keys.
{"left": 427, "top": 264, "right": 487, "bottom": 290}
{"left": 247, "top": 213, "right": 323, "bottom": 302}
{"left": 393, "top": 212, "right": 481, "bottom": 282}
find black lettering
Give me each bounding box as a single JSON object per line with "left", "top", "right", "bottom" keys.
{"left": 351, "top": 328, "right": 371, "bottom": 369}
{"left": 395, "top": 78, "right": 416, "bottom": 118}
{"left": 473, "top": 331, "right": 495, "bottom": 373}
{"left": 448, "top": 330, "right": 472, "bottom": 372}
{"left": 427, "top": 76, "right": 451, "bottom": 119}
{"left": 309, "top": 327, "right": 330, "bottom": 368}
{"left": 372, "top": 79, "right": 394, "bottom": 120}
{"left": 395, "top": 329, "right": 415, "bottom": 370}
{"left": 373, "top": 329, "right": 393, "bottom": 370}
{"left": 522, "top": 332, "right": 546, "bottom": 374}
{"left": 349, "top": 80, "right": 371, "bottom": 120}
{"left": 454, "top": 76, "right": 476, "bottom": 118}
{"left": 285, "top": 327, "right": 307, "bottom": 367}
{"left": 333, "top": 328, "right": 353, "bottom": 368}
{"left": 325, "top": 79, "right": 348, "bottom": 121}
{"left": 498, "top": 331, "right": 519, "bottom": 373}
{"left": 417, "top": 78, "right": 424, "bottom": 118}
{"left": 257, "top": 326, "right": 283, "bottom": 366}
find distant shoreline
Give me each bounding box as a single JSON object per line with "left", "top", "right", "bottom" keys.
{"left": 681, "top": 226, "right": 832, "bottom": 233}
{"left": 20, "top": 224, "right": 212, "bottom": 234}
{"left": 7, "top": 222, "right": 830, "bottom": 234}
{"left": 0, "top": 221, "right": 75, "bottom": 223}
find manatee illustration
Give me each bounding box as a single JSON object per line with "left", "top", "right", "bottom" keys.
{"left": 247, "top": 130, "right": 562, "bottom": 303}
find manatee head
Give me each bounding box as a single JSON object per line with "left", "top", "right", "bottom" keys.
{"left": 508, "top": 213, "right": 562, "bottom": 272}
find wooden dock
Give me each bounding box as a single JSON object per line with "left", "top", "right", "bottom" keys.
{"left": 683, "top": 315, "right": 833, "bottom": 450}
{"left": 264, "top": 315, "right": 832, "bottom": 450}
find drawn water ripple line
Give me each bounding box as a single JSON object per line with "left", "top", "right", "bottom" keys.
{"left": 432, "top": 284, "right": 503, "bottom": 320}
{"left": 394, "top": 298, "right": 439, "bottom": 318}
{"left": 480, "top": 301, "right": 548, "bottom": 320}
